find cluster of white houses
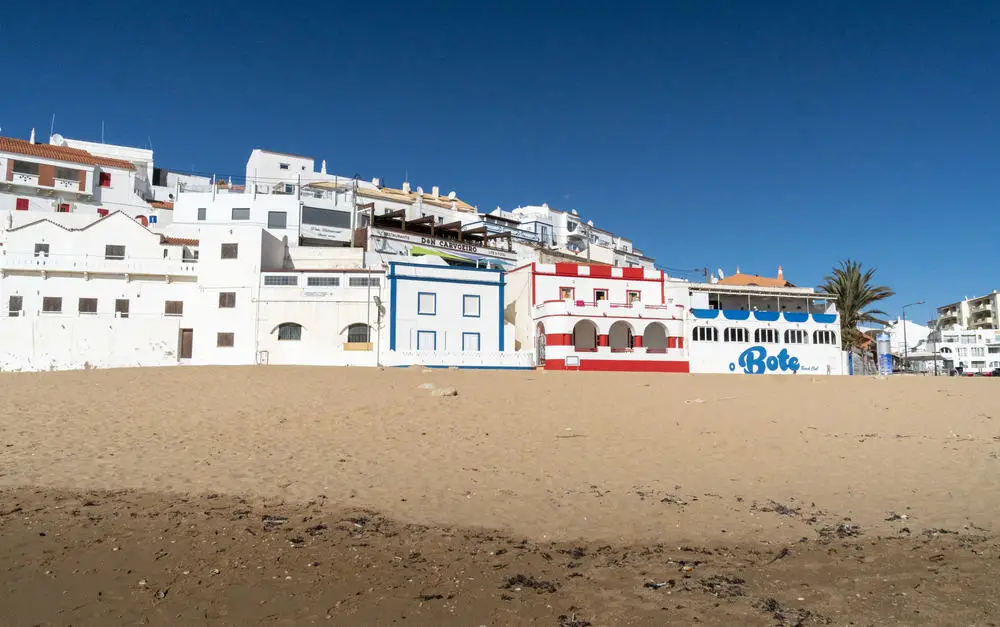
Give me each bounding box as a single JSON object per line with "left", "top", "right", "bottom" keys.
{"left": 0, "top": 131, "right": 847, "bottom": 375}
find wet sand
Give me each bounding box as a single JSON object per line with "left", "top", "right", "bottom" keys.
{"left": 1, "top": 367, "right": 998, "bottom": 624}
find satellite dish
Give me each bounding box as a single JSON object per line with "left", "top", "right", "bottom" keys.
{"left": 51, "top": 133, "right": 65, "bottom": 146}
{"left": 717, "top": 268, "right": 725, "bottom": 279}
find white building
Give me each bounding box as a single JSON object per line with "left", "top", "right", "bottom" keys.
{"left": 935, "top": 291, "right": 1000, "bottom": 331}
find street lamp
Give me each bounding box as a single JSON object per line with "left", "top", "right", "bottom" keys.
{"left": 901, "top": 301, "right": 925, "bottom": 372}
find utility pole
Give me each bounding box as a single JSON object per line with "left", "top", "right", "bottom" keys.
{"left": 901, "top": 300, "right": 925, "bottom": 373}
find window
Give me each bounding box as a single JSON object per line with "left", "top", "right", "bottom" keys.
{"left": 54, "top": 166, "right": 78, "bottom": 181}
{"left": 594, "top": 289, "right": 608, "bottom": 302}
{"left": 105, "top": 245, "right": 125, "bottom": 260}
{"left": 42, "top": 297, "right": 62, "bottom": 313}
{"left": 57, "top": 203, "right": 70, "bottom": 213}
{"left": 724, "top": 327, "right": 749, "bottom": 342}
{"left": 627, "top": 290, "right": 641, "bottom": 304}
{"left": 12, "top": 161, "right": 39, "bottom": 175}
{"left": 348, "top": 276, "right": 380, "bottom": 287}
{"left": 197, "top": 207, "right": 207, "bottom": 221}
{"left": 218, "top": 292, "right": 236, "bottom": 308}
{"left": 307, "top": 276, "right": 339, "bottom": 287}
{"left": 78, "top": 298, "right": 98, "bottom": 314}
{"left": 693, "top": 327, "right": 718, "bottom": 342}
{"left": 813, "top": 330, "right": 837, "bottom": 345}
{"left": 418, "top": 292, "right": 437, "bottom": 316}
{"left": 164, "top": 301, "right": 184, "bottom": 316}
{"left": 302, "top": 206, "right": 351, "bottom": 229}
{"left": 115, "top": 299, "right": 130, "bottom": 319}
{"left": 958, "top": 348, "right": 968, "bottom": 357}
{"left": 784, "top": 329, "right": 807, "bottom": 344}
{"left": 417, "top": 330, "right": 437, "bottom": 351}
{"left": 267, "top": 211, "right": 287, "bottom": 229}
{"left": 279, "top": 163, "right": 290, "bottom": 170}
{"left": 989, "top": 347, "right": 1000, "bottom": 354}
{"left": 277, "top": 323, "right": 302, "bottom": 341}
{"left": 939, "top": 347, "right": 953, "bottom": 354}
{"left": 972, "top": 347, "right": 985, "bottom": 357}
{"left": 463, "top": 332, "right": 481, "bottom": 352}
{"left": 559, "top": 286, "right": 574, "bottom": 300}
{"left": 98, "top": 172, "right": 111, "bottom": 187}
{"left": 231, "top": 208, "right": 250, "bottom": 221}
{"left": 347, "top": 323, "right": 370, "bottom": 343}
{"left": 220, "top": 243, "right": 238, "bottom": 259}
{"left": 34, "top": 243, "right": 49, "bottom": 257}
{"left": 217, "top": 332, "right": 235, "bottom": 348}
{"left": 264, "top": 275, "right": 298, "bottom": 286}
{"left": 754, "top": 328, "right": 779, "bottom": 343}
{"left": 8, "top": 295, "right": 23, "bottom": 317}
{"left": 97, "top": 208, "right": 109, "bottom": 217}
{"left": 463, "top": 294, "right": 481, "bottom": 317}
{"left": 15, "top": 198, "right": 29, "bottom": 211}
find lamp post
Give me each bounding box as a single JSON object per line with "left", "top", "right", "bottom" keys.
{"left": 901, "top": 300, "right": 925, "bottom": 372}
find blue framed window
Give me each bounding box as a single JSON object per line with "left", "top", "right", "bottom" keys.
{"left": 417, "top": 292, "right": 437, "bottom": 316}
{"left": 462, "top": 332, "right": 481, "bottom": 352}
{"left": 462, "top": 294, "right": 481, "bottom": 318}
{"left": 417, "top": 330, "right": 437, "bottom": 351}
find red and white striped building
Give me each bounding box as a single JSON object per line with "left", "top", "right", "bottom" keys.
{"left": 506, "top": 262, "right": 692, "bottom": 372}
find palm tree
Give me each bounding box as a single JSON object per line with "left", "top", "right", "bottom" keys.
{"left": 818, "top": 260, "right": 895, "bottom": 348}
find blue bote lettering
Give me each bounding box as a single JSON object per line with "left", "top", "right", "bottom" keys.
{"left": 731, "top": 346, "right": 801, "bottom": 374}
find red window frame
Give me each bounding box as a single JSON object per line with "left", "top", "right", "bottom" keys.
{"left": 57, "top": 203, "right": 70, "bottom": 213}
{"left": 99, "top": 172, "right": 111, "bottom": 187}
{"left": 15, "top": 198, "right": 29, "bottom": 211}
{"left": 593, "top": 288, "right": 609, "bottom": 302}
{"left": 97, "top": 208, "right": 109, "bottom": 217}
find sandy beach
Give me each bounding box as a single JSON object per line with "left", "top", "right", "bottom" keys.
{"left": 1, "top": 367, "right": 999, "bottom": 625}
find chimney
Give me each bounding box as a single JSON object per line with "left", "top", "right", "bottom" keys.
{"left": 432, "top": 186, "right": 439, "bottom": 198}
{"left": 320, "top": 160, "right": 327, "bottom": 174}
{"left": 777, "top": 265, "right": 784, "bottom": 281}
{"left": 402, "top": 181, "right": 411, "bottom": 193}
{"left": 29, "top": 128, "right": 36, "bottom": 144}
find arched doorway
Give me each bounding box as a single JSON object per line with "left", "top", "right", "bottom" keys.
{"left": 535, "top": 322, "right": 547, "bottom": 366}
{"left": 643, "top": 322, "right": 667, "bottom": 353}
{"left": 609, "top": 320, "right": 634, "bottom": 352}
{"left": 572, "top": 319, "right": 599, "bottom": 352}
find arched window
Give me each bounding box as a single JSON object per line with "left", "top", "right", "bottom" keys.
{"left": 643, "top": 322, "right": 668, "bottom": 352}
{"left": 693, "top": 327, "right": 718, "bottom": 342}
{"left": 572, "top": 320, "right": 599, "bottom": 351}
{"left": 939, "top": 346, "right": 952, "bottom": 354}
{"left": 347, "top": 323, "right": 370, "bottom": 343}
{"left": 724, "top": 327, "right": 749, "bottom": 343}
{"left": 784, "top": 329, "right": 807, "bottom": 344}
{"left": 755, "top": 328, "right": 778, "bottom": 343}
{"left": 276, "top": 322, "right": 302, "bottom": 341}
{"left": 609, "top": 321, "right": 634, "bottom": 351}
{"left": 813, "top": 330, "right": 837, "bottom": 345}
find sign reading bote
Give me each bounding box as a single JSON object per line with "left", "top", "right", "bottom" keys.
{"left": 730, "top": 346, "right": 801, "bottom": 374}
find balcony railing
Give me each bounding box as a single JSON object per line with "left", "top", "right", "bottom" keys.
{"left": 534, "top": 298, "right": 684, "bottom": 318}
{"left": 1, "top": 251, "right": 198, "bottom": 277}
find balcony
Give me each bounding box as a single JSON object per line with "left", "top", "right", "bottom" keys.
{"left": 535, "top": 298, "right": 684, "bottom": 319}
{"left": 1, "top": 251, "right": 198, "bottom": 278}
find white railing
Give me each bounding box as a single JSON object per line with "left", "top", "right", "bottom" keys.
{"left": 1, "top": 251, "right": 198, "bottom": 276}
{"left": 12, "top": 173, "right": 39, "bottom": 186}
{"left": 54, "top": 177, "right": 81, "bottom": 192}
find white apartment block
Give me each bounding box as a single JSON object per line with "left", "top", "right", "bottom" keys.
{"left": 935, "top": 291, "right": 1000, "bottom": 331}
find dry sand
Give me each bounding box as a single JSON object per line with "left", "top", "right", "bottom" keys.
{"left": 1, "top": 367, "right": 999, "bottom": 625}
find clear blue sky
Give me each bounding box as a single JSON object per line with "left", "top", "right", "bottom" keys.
{"left": 4, "top": 1, "right": 999, "bottom": 324}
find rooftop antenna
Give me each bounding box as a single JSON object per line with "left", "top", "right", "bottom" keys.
{"left": 101, "top": 120, "right": 105, "bottom": 143}
{"left": 49, "top": 113, "right": 55, "bottom": 138}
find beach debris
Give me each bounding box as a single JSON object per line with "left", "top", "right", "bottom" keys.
{"left": 819, "top": 523, "right": 863, "bottom": 540}
{"left": 660, "top": 494, "right": 688, "bottom": 506}
{"left": 558, "top": 613, "right": 593, "bottom": 627}
{"left": 502, "top": 574, "right": 558, "bottom": 594}
{"left": 767, "top": 547, "right": 792, "bottom": 564}
{"left": 684, "top": 398, "right": 705, "bottom": 404}
{"left": 756, "top": 597, "right": 831, "bottom": 626}
{"left": 431, "top": 386, "right": 458, "bottom": 397}
{"left": 154, "top": 588, "right": 169, "bottom": 600}
{"left": 138, "top": 579, "right": 148, "bottom": 586}
{"left": 885, "top": 512, "right": 908, "bottom": 521}
{"left": 644, "top": 580, "right": 673, "bottom": 590}
{"left": 752, "top": 500, "right": 801, "bottom": 517}
{"left": 417, "top": 382, "right": 435, "bottom": 390}
{"left": 699, "top": 575, "right": 746, "bottom": 598}
{"left": 262, "top": 515, "right": 288, "bottom": 531}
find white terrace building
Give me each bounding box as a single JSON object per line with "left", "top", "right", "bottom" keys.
{"left": 505, "top": 263, "right": 844, "bottom": 375}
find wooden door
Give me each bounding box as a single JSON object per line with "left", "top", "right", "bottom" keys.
{"left": 179, "top": 329, "right": 193, "bottom": 359}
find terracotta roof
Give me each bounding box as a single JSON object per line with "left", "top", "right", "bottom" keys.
{"left": 357, "top": 186, "right": 476, "bottom": 212}
{"left": 0, "top": 137, "right": 136, "bottom": 170}
{"left": 160, "top": 235, "right": 199, "bottom": 246}
{"left": 149, "top": 200, "right": 174, "bottom": 209}
{"left": 717, "top": 269, "right": 793, "bottom": 288}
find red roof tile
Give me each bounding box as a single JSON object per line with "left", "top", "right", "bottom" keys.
{"left": 149, "top": 200, "right": 174, "bottom": 209}
{"left": 160, "top": 235, "right": 199, "bottom": 246}
{"left": 0, "top": 137, "right": 136, "bottom": 170}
